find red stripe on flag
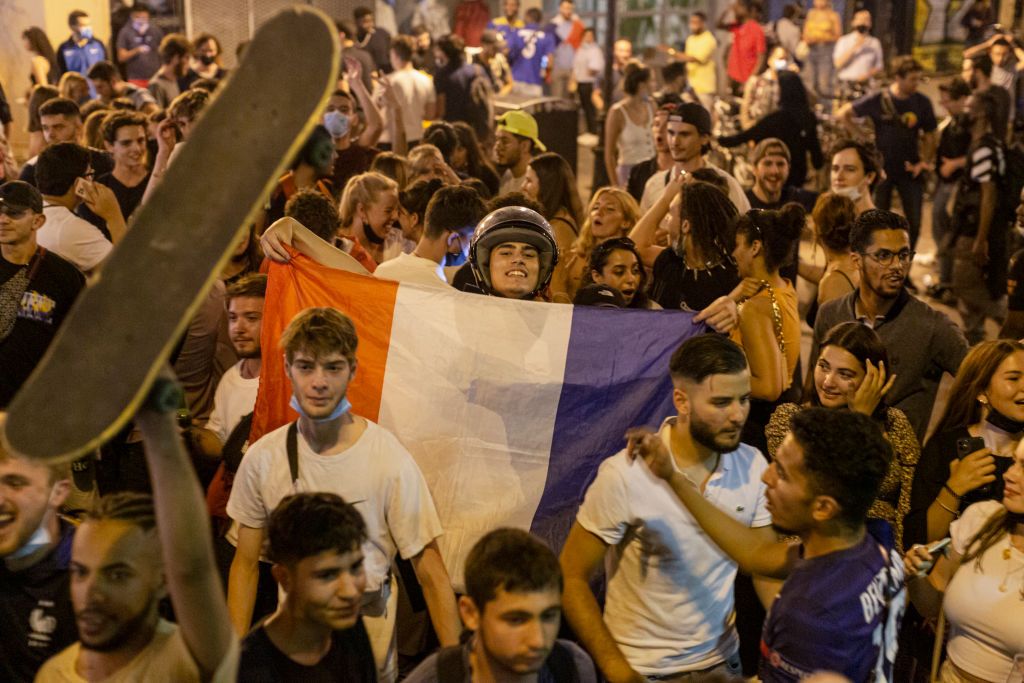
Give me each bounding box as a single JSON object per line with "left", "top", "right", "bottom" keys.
{"left": 250, "top": 251, "right": 399, "bottom": 442}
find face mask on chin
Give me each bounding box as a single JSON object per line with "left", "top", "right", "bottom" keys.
{"left": 833, "top": 184, "right": 862, "bottom": 201}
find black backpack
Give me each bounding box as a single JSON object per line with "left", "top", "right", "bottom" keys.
{"left": 436, "top": 641, "right": 580, "bottom": 682}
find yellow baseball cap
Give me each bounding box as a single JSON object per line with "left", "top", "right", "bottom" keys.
{"left": 495, "top": 110, "right": 546, "bottom": 152}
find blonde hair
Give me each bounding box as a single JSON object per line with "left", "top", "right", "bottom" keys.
{"left": 407, "top": 144, "right": 443, "bottom": 181}
{"left": 339, "top": 172, "right": 398, "bottom": 228}
{"left": 83, "top": 109, "right": 108, "bottom": 149}
{"left": 57, "top": 71, "right": 88, "bottom": 100}
{"left": 572, "top": 187, "right": 640, "bottom": 259}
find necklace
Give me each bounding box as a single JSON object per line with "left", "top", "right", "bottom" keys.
{"left": 738, "top": 280, "right": 786, "bottom": 353}
{"left": 999, "top": 535, "right": 1024, "bottom": 598}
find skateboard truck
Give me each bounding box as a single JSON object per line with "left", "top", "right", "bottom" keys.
{"left": 146, "top": 377, "right": 184, "bottom": 415}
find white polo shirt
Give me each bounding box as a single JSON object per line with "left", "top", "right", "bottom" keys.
{"left": 575, "top": 417, "right": 770, "bottom": 676}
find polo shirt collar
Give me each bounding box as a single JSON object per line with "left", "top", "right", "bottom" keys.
{"left": 851, "top": 286, "right": 910, "bottom": 327}
{"left": 657, "top": 416, "right": 734, "bottom": 473}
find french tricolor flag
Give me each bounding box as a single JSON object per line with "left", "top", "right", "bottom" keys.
{"left": 253, "top": 249, "right": 706, "bottom": 585}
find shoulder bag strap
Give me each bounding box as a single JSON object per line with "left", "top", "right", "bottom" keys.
{"left": 286, "top": 422, "right": 299, "bottom": 485}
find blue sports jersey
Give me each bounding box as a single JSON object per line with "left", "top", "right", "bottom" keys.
{"left": 760, "top": 523, "right": 906, "bottom": 683}
{"left": 486, "top": 17, "right": 522, "bottom": 46}
{"left": 57, "top": 37, "right": 107, "bottom": 76}
{"left": 509, "top": 24, "right": 556, "bottom": 86}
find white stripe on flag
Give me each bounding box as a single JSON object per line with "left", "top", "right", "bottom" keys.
{"left": 378, "top": 284, "right": 573, "bottom": 589}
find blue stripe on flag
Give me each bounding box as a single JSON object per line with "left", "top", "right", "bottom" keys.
{"left": 529, "top": 307, "right": 707, "bottom": 550}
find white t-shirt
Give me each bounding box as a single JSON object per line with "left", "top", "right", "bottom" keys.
{"left": 226, "top": 419, "right": 443, "bottom": 595}
{"left": 575, "top": 417, "right": 770, "bottom": 676}
{"left": 384, "top": 67, "right": 435, "bottom": 143}
{"left": 36, "top": 619, "right": 239, "bottom": 683}
{"left": 833, "top": 31, "right": 884, "bottom": 83}
{"left": 639, "top": 165, "right": 751, "bottom": 215}
{"left": 572, "top": 43, "right": 605, "bottom": 84}
{"left": 944, "top": 500, "right": 1024, "bottom": 683}
{"left": 204, "top": 362, "right": 259, "bottom": 441}
{"left": 499, "top": 169, "right": 528, "bottom": 195}
{"left": 38, "top": 204, "right": 111, "bottom": 273}
{"left": 373, "top": 252, "right": 448, "bottom": 288}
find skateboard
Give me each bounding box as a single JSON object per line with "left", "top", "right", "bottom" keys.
{"left": 2, "top": 7, "right": 339, "bottom": 462}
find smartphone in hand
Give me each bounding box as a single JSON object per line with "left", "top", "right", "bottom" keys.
{"left": 74, "top": 177, "right": 95, "bottom": 200}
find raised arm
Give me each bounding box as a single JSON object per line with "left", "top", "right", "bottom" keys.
{"left": 379, "top": 76, "right": 408, "bottom": 156}
{"left": 604, "top": 107, "right": 624, "bottom": 187}
{"left": 627, "top": 429, "right": 797, "bottom": 579}
{"left": 628, "top": 171, "right": 683, "bottom": 267}
{"left": 134, "top": 381, "right": 235, "bottom": 678}
{"left": 346, "top": 59, "right": 384, "bottom": 147}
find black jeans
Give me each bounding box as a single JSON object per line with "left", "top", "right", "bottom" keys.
{"left": 577, "top": 82, "right": 597, "bottom": 134}
{"left": 875, "top": 173, "right": 925, "bottom": 248}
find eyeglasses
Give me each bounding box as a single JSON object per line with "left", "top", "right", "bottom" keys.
{"left": 861, "top": 249, "right": 915, "bottom": 267}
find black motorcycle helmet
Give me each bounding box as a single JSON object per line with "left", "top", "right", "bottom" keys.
{"left": 469, "top": 206, "right": 559, "bottom": 298}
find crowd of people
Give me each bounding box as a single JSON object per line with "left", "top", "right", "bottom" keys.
{"left": 2, "top": 1, "right": 1024, "bottom": 682}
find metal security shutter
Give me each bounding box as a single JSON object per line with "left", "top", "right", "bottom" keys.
{"left": 186, "top": 0, "right": 374, "bottom": 69}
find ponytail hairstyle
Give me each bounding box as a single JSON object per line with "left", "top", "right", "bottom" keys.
{"left": 734, "top": 202, "right": 805, "bottom": 273}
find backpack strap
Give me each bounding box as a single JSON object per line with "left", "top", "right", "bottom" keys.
{"left": 436, "top": 645, "right": 468, "bottom": 680}
{"left": 545, "top": 641, "right": 580, "bottom": 683}
{"left": 286, "top": 421, "right": 299, "bottom": 485}
{"left": 880, "top": 89, "right": 907, "bottom": 129}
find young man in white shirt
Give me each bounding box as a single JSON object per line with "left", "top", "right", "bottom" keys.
{"left": 226, "top": 308, "right": 460, "bottom": 682}
{"left": 560, "top": 334, "right": 775, "bottom": 682}
{"left": 188, "top": 273, "right": 266, "bottom": 457}
{"left": 384, "top": 35, "right": 436, "bottom": 148}
{"left": 375, "top": 184, "right": 486, "bottom": 287}
{"left": 639, "top": 103, "right": 749, "bottom": 214}
{"left": 35, "top": 142, "right": 126, "bottom": 274}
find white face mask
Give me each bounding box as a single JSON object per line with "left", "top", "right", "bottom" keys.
{"left": 832, "top": 184, "right": 862, "bottom": 201}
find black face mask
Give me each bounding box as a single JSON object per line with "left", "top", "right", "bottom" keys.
{"left": 198, "top": 54, "right": 216, "bottom": 66}
{"left": 855, "top": 25, "right": 870, "bottom": 34}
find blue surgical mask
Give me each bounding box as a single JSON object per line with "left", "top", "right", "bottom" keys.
{"left": 78, "top": 26, "right": 93, "bottom": 40}
{"left": 132, "top": 20, "right": 149, "bottom": 33}
{"left": 323, "top": 110, "right": 351, "bottom": 139}
{"left": 289, "top": 394, "right": 352, "bottom": 423}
